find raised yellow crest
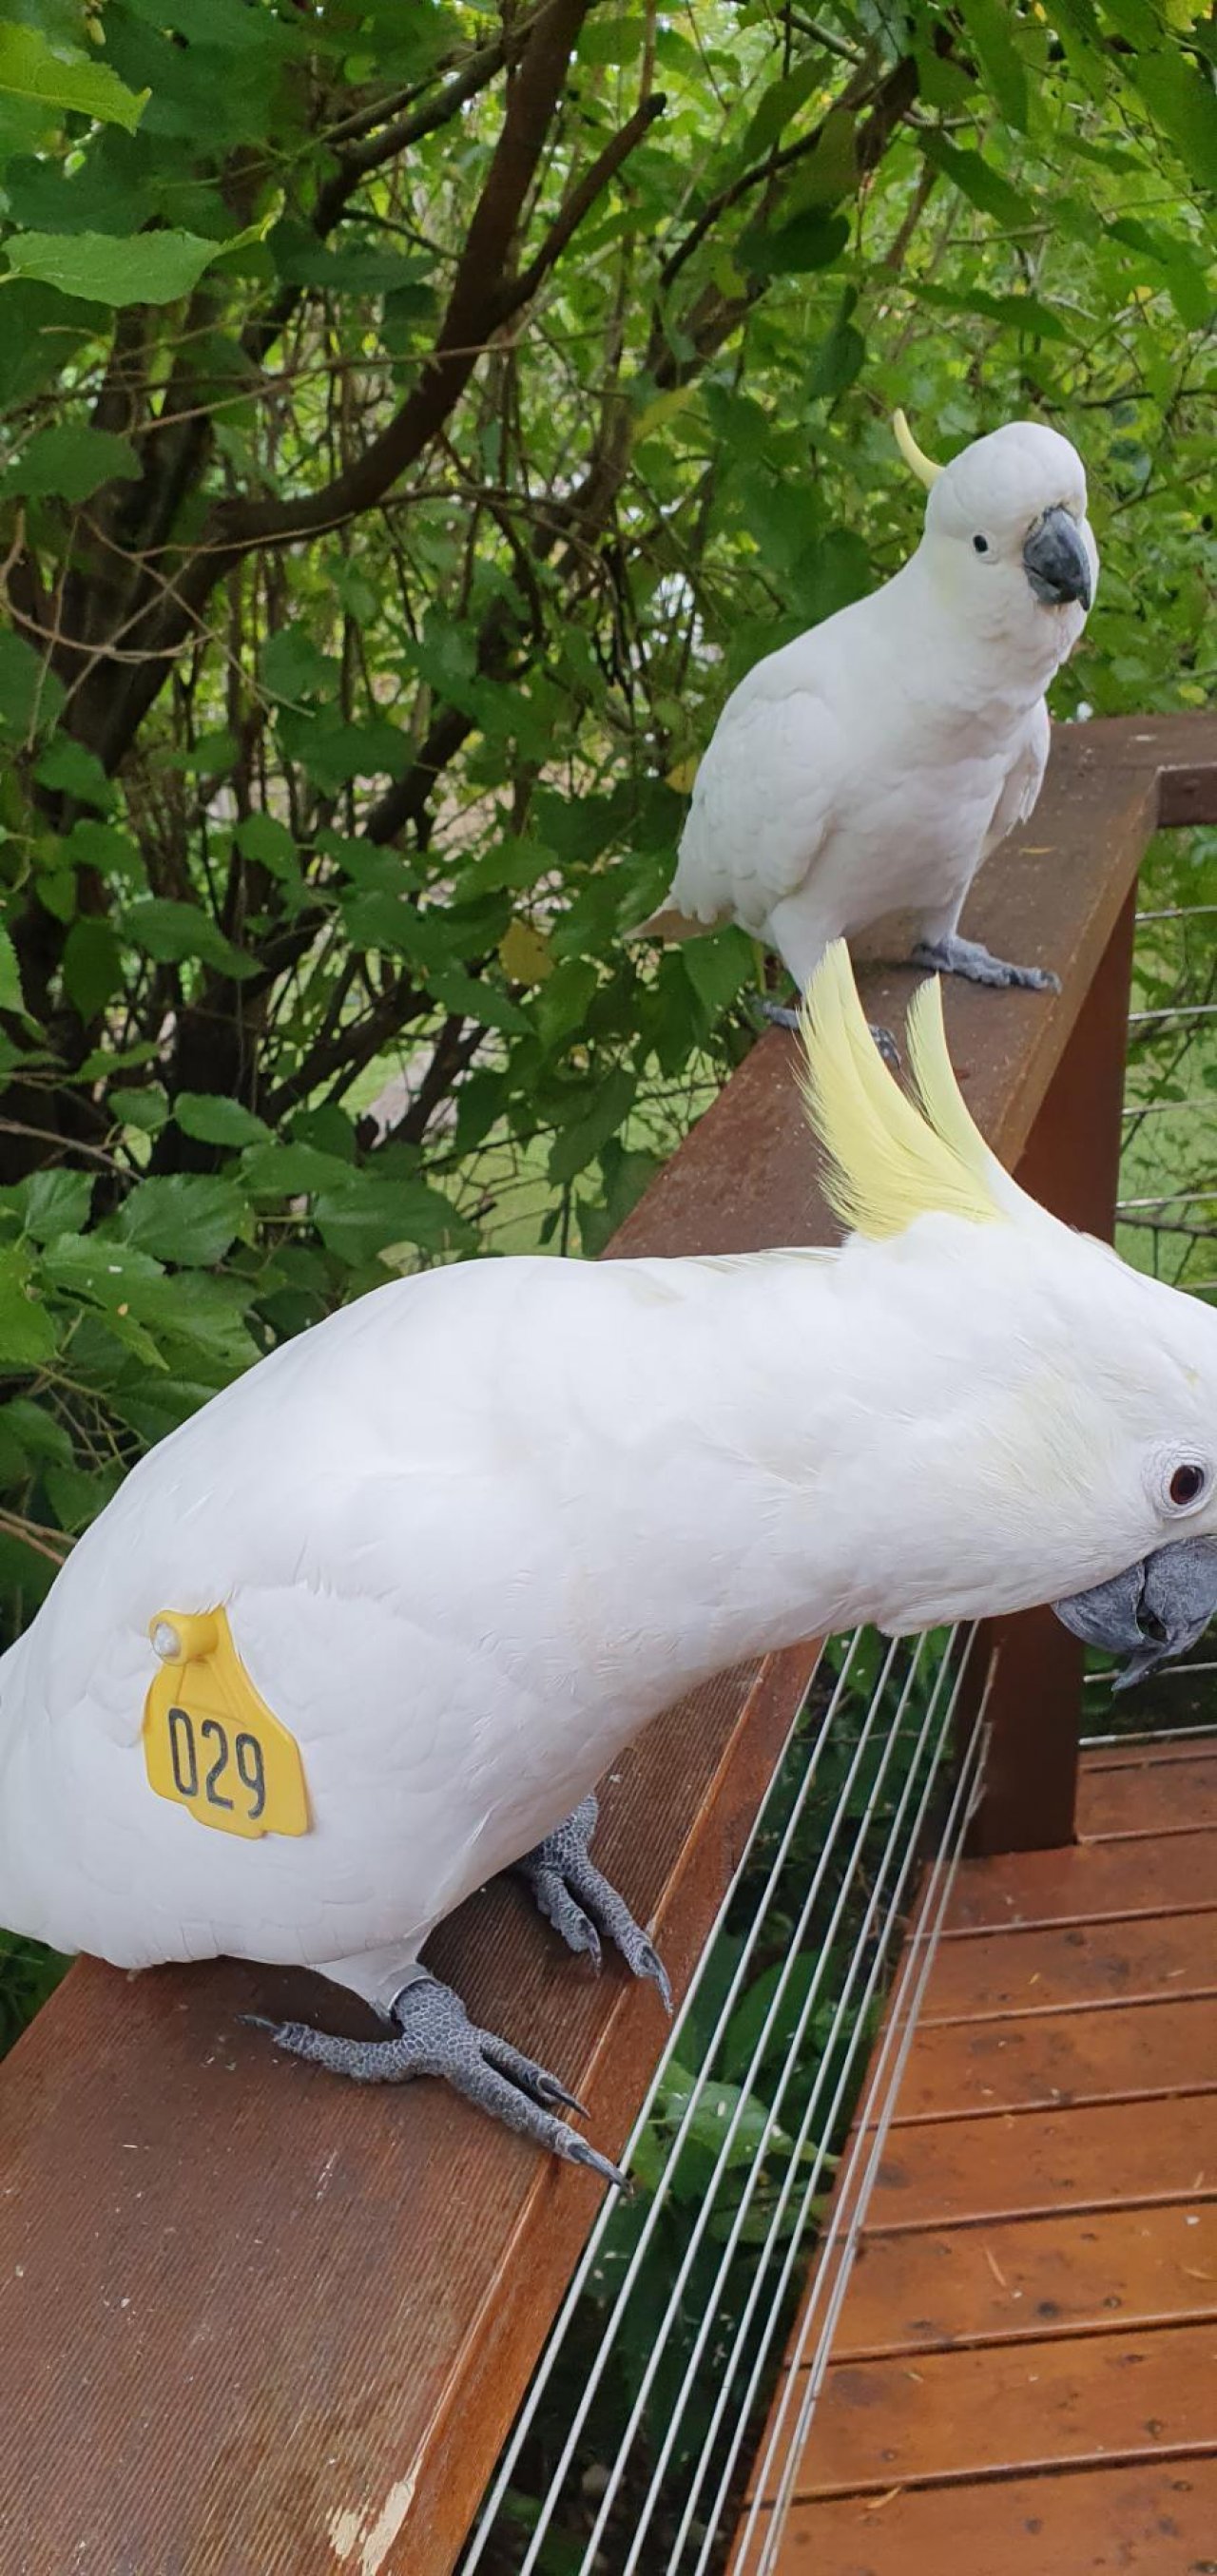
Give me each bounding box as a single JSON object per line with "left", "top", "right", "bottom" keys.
{"left": 796, "top": 944, "right": 1008, "bottom": 1241}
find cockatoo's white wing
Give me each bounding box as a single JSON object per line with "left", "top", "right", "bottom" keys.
{"left": 981, "top": 699, "right": 1051, "bottom": 861}
{"left": 662, "top": 637, "right": 847, "bottom": 932}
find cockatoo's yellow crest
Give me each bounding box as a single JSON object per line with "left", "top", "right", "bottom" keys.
{"left": 797, "top": 945, "right": 1006, "bottom": 1240}
{"left": 892, "top": 408, "right": 943, "bottom": 489}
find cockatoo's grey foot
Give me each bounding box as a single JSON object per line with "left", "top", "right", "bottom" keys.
{"left": 242, "top": 1973, "right": 628, "bottom": 2188}
{"left": 515, "top": 1791, "right": 673, "bottom": 2013}
{"left": 911, "top": 934, "right": 1061, "bottom": 995}
{"left": 760, "top": 994, "right": 899, "bottom": 1072}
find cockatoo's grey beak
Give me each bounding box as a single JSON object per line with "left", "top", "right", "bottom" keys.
{"left": 1023, "top": 506, "right": 1092, "bottom": 610}
{"left": 1053, "top": 1535, "right": 1217, "bottom": 1691}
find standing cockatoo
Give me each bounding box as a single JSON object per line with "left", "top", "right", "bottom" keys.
{"left": 636, "top": 414, "right": 1098, "bottom": 1021}
{"left": 3, "top": 949, "right": 1215, "bottom": 2188}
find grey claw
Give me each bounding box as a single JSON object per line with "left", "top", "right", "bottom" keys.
{"left": 515, "top": 1797, "right": 672, "bottom": 2011}
{"left": 762, "top": 994, "right": 898, "bottom": 1071}
{"left": 243, "top": 1973, "right": 620, "bottom": 2181}
{"left": 911, "top": 936, "right": 1060, "bottom": 994}
{"left": 564, "top": 2133, "right": 632, "bottom": 2193}
{"left": 636, "top": 1941, "right": 674, "bottom": 2016}
{"left": 759, "top": 995, "right": 801, "bottom": 1032}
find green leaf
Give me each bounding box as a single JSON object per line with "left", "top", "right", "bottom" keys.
{"left": 914, "top": 281, "right": 1073, "bottom": 342}
{"left": 124, "top": 898, "right": 256, "bottom": 979}
{"left": 0, "top": 423, "right": 140, "bottom": 504}
{"left": 62, "top": 916, "right": 125, "bottom": 1020}
{"left": 261, "top": 626, "right": 338, "bottom": 703}
{"left": 316, "top": 1176, "right": 473, "bottom": 1267}
{"left": 278, "top": 710, "right": 406, "bottom": 792}
{"left": 655, "top": 2067, "right": 779, "bottom": 2171}
{"left": 1131, "top": 47, "right": 1217, "bottom": 194}
{"left": 680, "top": 927, "right": 754, "bottom": 1021}
{"left": 806, "top": 293, "right": 865, "bottom": 397}
{"left": 116, "top": 1175, "right": 247, "bottom": 1266}
{"left": 0, "top": 1245, "right": 56, "bottom": 1368}
{"left": 62, "top": 818, "right": 144, "bottom": 885}
{"left": 240, "top": 1141, "right": 355, "bottom": 1197}
{"left": 721, "top": 1955, "right": 827, "bottom": 2082}
{"left": 0, "top": 627, "right": 65, "bottom": 740}
{"left": 14, "top": 1165, "right": 93, "bottom": 1243}
{"left": 430, "top": 966, "right": 531, "bottom": 1036}
{"left": 234, "top": 812, "right": 299, "bottom": 877}
{"left": 957, "top": 0, "right": 1029, "bottom": 130}
{"left": 0, "top": 926, "right": 23, "bottom": 1014}
{"left": 920, "top": 134, "right": 1034, "bottom": 229}
{"left": 34, "top": 735, "right": 116, "bottom": 811}
{"left": 110, "top": 1085, "right": 168, "bottom": 1135}
{"left": 0, "top": 25, "right": 148, "bottom": 133}
{"left": 549, "top": 1070, "right": 636, "bottom": 1184}
{"left": 4, "top": 228, "right": 225, "bottom": 307}
{"left": 739, "top": 56, "right": 827, "bottom": 163}
{"left": 173, "top": 1092, "right": 272, "bottom": 1148}
{"left": 739, "top": 208, "right": 851, "bottom": 273}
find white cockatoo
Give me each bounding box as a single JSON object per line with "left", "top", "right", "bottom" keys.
{"left": 3, "top": 949, "right": 1215, "bottom": 2187}
{"left": 636, "top": 413, "right": 1098, "bottom": 1024}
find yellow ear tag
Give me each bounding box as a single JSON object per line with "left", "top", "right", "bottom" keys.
{"left": 143, "top": 1608, "right": 310, "bottom": 1840}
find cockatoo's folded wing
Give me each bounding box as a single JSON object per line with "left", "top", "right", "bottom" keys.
{"left": 666, "top": 680, "right": 841, "bottom": 933}
{"left": 981, "top": 699, "right": 1051, "bottom": 861}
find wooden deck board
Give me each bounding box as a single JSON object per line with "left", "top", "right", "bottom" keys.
{"left": 1076, "top": 1751, "right": 1217, "bottom": 1839}
{"left": 891, "top": 1993, "right": 1217, "bottom": 2122}
{"left": 944, "top": 1828, "right": 1217, "bottom": 1931}
{"left": 750, "top": 2458, "right": 1217, "bottom": 2573}
{"left": 920, "top": 1911, "right": 1217, "bottom": 2022}
{"left": 790, "top": 2319, "right": 1217, "bottom": 2497}
{"left": 740, "top": 1742, "right": 1217, "bottom": 2574}
{"left": 832, "top": 2203, "right": 1217, "bottom": 2359}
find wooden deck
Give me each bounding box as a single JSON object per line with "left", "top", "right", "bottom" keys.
{"left": 735, "top": 1735, "right": 1217, "bottom": 2573}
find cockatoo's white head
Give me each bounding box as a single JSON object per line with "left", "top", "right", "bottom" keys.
{"left": 894, "top": 411, "right": 1097, "bottom": 666}
{"left": 798, "top": 947, "right": 1217, "bottom": 1682}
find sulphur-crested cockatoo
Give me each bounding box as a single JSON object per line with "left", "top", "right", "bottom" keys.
{"left": 3, "top": 949, "right": 1215, "bottom": 2189}
{"left": 636, "top": 413, "right": 1098, "bottom": 1022}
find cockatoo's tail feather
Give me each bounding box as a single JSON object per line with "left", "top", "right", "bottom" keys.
{"left": 903, "top": 973, "right": 1024, "bottom": 1217}
{"left": 797, "top": 943, "right": 1006, "bottom": 1240}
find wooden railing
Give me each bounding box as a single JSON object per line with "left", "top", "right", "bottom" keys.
{"left": 1, "top": 712, "right": 1214, "bottom": 2576}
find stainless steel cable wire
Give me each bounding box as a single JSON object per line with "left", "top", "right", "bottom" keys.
{"left": 461, "top": 1624, "right": 968, "bottom": 2576}
{"left": 731, "top": 1703, "right": 989, "bottom": 2576}
{"left": 673, "top": 1636, "right": 976, "bottom": 2576}
{"left": 459, "top": 1629, "right": 861, "bottom": 2574}
{"left": 511, "top": 1633, "right": 914, "bottom": 2576}
{"left": 578, "top": 1634, "right": 947, "bottom": 2576}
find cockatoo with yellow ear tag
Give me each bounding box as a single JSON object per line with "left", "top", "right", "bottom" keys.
{"left": 3, "top": 947, "right": 1216, "bottom": 2189}
{"left": 634, "top": 413, "right": 1098, "bottom": 1026}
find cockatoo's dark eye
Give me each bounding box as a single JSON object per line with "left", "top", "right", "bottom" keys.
{"left": 973, "top": 534, "right": 990, "bottom": 554}
{"left": 1169, "top": 1462, "right": 1207, "bottom": 1509}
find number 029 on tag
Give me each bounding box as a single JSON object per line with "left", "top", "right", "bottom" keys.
{"left": 143, "top": 1608, "right": 310, "bottom": 1840}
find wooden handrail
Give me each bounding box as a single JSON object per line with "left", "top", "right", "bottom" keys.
{"left": 1, "top": 712, "right": 1214, "bottom": 2576}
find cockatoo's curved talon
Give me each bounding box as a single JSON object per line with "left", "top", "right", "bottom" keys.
{"left": 243, "top": 1974, "right": 625, "bottom": 2181}
{"left": 911, "top": 934, "right": 1061, "bottom": 995}
{"left": 515, "top": 1793, "right": 672, "bottom": 2011}
{"left": 870, "top": 1024, "right": 901, "bottom": 1074}
{"left": 564, "top": 2134, "right": 633, "bottom": 2193}
{"left": 759, "top": 995, "right": 802, "bottom": 1032}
